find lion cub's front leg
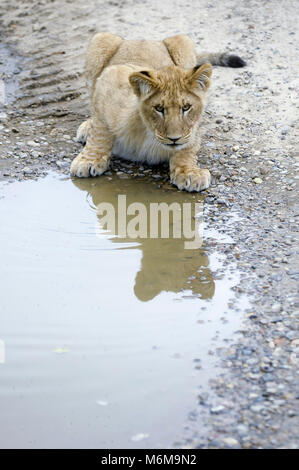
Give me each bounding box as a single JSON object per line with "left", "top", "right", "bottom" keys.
{"left": 70, "top": 119, "right": 113, "bottom": 178}
{"left": 169, "top": 150, "right": 211, "bottom": 192}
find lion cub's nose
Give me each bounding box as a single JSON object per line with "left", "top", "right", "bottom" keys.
{"left": 168, "top": 136, "right": 182, "bottom": 143}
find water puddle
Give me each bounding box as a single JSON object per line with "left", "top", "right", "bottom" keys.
{"left": 0, "top": 173, "right": 246, "bottom": 448}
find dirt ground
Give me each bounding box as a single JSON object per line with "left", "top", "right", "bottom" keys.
{"left": 0, "top": 0, "right": 298, "bottom": 448}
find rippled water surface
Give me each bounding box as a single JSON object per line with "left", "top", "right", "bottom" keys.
{"left": 0, "top": 173, "right": 243, "bottom": 448}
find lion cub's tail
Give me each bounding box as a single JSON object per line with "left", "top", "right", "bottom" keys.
{"left": 196, "top": 51, "right": 246, "bottom": 67}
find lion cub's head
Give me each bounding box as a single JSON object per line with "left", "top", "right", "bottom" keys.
{"left": 129, "top": 64, "right": 212, "bottom": 149}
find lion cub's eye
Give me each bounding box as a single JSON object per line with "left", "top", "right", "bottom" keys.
{"left": 154, "top": 105, "right": 164, "bottom": 114}
{"left": 182, "top": 103, "right": 191, "bottom": 112}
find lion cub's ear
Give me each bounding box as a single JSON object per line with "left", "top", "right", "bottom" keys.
{"left": 187, "top": 63, "right": 212, "bottom": 92}
{"left": 129, "top": 70, "right": 157, "bottom": 97}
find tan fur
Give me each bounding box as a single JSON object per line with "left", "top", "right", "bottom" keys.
{"left": 71, "top": 33, "right": 213, "bottom": 192}
{"left": 73, "top": 176, "right": 215, "bottom": 301}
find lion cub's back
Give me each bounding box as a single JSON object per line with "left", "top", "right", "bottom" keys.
{"left": 108, "top": 40, "right": 174, "bottom": 70}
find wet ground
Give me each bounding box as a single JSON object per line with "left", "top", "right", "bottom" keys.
{"left": 0, "top": 0, "right": 298, "bottom": 449}
{"left": 0, "top": 43, "right": 23, "bottom": 105}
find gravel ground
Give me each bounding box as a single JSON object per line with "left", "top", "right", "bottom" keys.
{"left": 0, "top": 0, "right": 298, "bottom": 449}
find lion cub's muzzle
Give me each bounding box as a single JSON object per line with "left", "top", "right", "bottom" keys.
{"left": 155, "top": 131, "right": 191, "bottom": 148}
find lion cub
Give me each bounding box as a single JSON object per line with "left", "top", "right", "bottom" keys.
{"left": 71, "top": 33, "right": 245, "bottom": 192}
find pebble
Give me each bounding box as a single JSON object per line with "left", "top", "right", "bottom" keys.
{"left": 222, "top": 437, "right": 239, "bottom": 447}
{"left": 31, "top": 151, "right": 40, "bottom": 158}
{"left": 237, "top": 424, "right": 249, "bottom": 437}
{"left": 217, "top": 198, "right": 229, "bottom": 206}
{"left": 281, "top": 126, "right": 290, "bottom": 135}
{"left": 253, "top": 177, "right": 263, "bottom": 184}
{"left": 56, "top": 160, "right": 69, "bottom": 168}
{"left": 210, "top": 405, "right": 225, "bottom": 414}
{"left": 250, "top": 404, "right": 264, "bottom": 413}
{"left": 23, "top": 167, "right": 33, "bottom": 175}
{"left": 27, "top": 140, "right": 40, "bottom": 147}
{"left": 271, "top": 303, "right": 282, "bottom": 313}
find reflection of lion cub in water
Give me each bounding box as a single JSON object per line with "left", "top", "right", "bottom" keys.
{"left": 72, "top": 177, "right": 215, "bottom": 302}
{"left": 71, "top": 33, "right": 245, "bottom": 192}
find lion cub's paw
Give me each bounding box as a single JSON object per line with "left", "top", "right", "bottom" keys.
{"left": 70, "top": 153, "right": 109, "bottom": 178}
{"left": 75, "top": 119, "right": 91, "bottom": 145}
{"left": 171, "top": 168, "right": 211, "bottom": 192}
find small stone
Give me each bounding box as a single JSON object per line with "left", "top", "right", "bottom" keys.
{"left": 260, "top": 167, "right": 268, "bottom": 175}
{"left": 210, "top": 405, "right": 225, "bottom": 414}
{"left": 56, "top": 160, "right": 69, "bottom": 168}
{"left": 271, "top": 303, "right": 282, "bottom": 313}
{"left": 281, "top": 126, "right": 290, "bottom": 135}
{"left": 250, "top": 404, "right": 264, "bottom": 413}
{"left": 217, "top": 198, "right": 229, "bottom": 206}
{"left": 27, "top": 140, "right": 40, "bottom": 147}
{"left": 222, "top": 437, "right": 239, "bottom": 447}
{"left": 23, "top": 167, "right": 33, "bottom": 175}
{"left": 237, "top": 424, "right": 249, "bottom": 437}
{"left": 253, "top": 177, "right": 263, "bottom": 184}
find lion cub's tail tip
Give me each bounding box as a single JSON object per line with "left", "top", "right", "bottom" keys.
{"left": 224, "top": 54, "right": 247, "bottom": 68}
{"left": 198, "top": 52, "right": 247, "bottom": 68}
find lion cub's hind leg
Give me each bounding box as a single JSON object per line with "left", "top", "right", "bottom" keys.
{"left": 71, "top": 119, "right": 114, "bottom": 178}
{"left": 76, "top": 118, "right": 91, "bottom": 145}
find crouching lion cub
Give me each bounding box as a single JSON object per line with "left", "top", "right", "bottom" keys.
{"left": 71, "top": 33, "right": 245, "bottom": 192}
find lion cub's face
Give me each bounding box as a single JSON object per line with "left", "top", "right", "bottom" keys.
{"left": 129, "top": 64, "right": 212, "bottom": 149}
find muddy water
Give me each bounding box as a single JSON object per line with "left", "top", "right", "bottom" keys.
{"left": 0, "top": 173, "right": 244, "bottom": 449}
